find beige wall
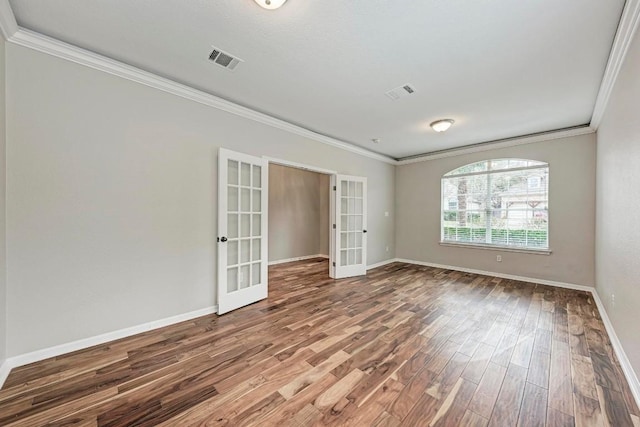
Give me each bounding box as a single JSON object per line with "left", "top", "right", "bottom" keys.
{"left": 595, "top": 25, "right": 640, "bottom": 377}
{"left": 0, "top": 40, "right": 6, "bottom": 365}
{"left": 5, "top": 44, "right": 395, "bottom": 357}
{"left": 268, "top": 164, "right": 329, "bottom": 262}
{"left": 396, "top": 133, "right": 596, "bottom": 286}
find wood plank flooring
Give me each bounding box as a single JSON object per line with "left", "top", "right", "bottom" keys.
{"left": 1, "top": 259, "right": 638, "bottom": 426}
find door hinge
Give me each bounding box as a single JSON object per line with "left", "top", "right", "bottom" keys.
{"left": 333, "top": 186, "right": 336, "bottom": 191}
{"left": 332, "top": 262, "right": 336, "bottom": 267}
{"left": 333, "top": 224, "right": 336, "bottom": 229}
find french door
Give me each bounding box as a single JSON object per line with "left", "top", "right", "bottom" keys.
{"left": 217, "top": 148, "right": 268, "bottom": 314}
{"left": 331, "top": 175, "right": 367, "bottom": 279}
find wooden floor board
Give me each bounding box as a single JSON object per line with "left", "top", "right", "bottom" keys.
{"left": 1, "top": 259, "right": 637, "bottom": 426}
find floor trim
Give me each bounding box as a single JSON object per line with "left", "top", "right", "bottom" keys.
{"left": 395, "top": 257, "right": 640, "bottom": 410}
{"left": 591, "top": 291, "right": 640, "bottom": 409}
{"left": 268, "top": 254, "right": 329, "bottom": 266}
{"left": 0, "top": 358, "right": 11, "bottom": 389}
{"left": 366, "top": 258, "right": 398, "bottom": 270}
{"left": 0, "top": 305, "right": 217, "bottom": 388}
{"left": 394, "top": 258, "right": 594, "bottom": 292}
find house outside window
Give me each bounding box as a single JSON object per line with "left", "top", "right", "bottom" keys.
{"left": 441, "top": 159, "right": 549, "bottom": 250}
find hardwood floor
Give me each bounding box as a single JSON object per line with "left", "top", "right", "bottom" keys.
{"left": 1, "top": 259, "right": 638, "bottom": 426}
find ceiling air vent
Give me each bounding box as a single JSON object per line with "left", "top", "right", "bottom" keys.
{"left": 208, "top": 47, "right": 243, "bottom": 71}
{"left": 385, "top": 83, "right": 417, "bottom": 100}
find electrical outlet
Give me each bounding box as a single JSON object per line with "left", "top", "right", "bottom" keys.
{"left": 496, "top": 255, "right": 502, "bottom": 262}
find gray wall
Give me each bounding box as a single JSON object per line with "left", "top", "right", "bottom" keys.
{"left": 5, "top": 44, "right": 395, "bottom": 357}
{"left": 396, "top": 133, "right": 596, "bottom": 286}
{"left": 0, "top": 40, "right": 6, "bottom": 366}
{"left": 268, "top": 164, "right": 329, "bottom": 262}
{"left": 595, "top": 25, "right": 640, "bottom": 377}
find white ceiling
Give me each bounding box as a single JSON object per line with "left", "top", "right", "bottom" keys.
{"left": 9, "top": 0, "right": 625, "bottom": 159}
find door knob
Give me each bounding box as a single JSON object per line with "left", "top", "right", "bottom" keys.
{"left": 220, "top": 236, "right": 228, "bottom": 242}
{"left": 363, "top": 230, "right": 367, "bottom": 233}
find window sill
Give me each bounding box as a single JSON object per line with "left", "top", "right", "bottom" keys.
{"left": 439, "top": 241, "right": 552, "bottom": 255}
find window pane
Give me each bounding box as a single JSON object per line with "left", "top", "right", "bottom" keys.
{"left": 442, "top": 159, "right": 549, "bottom": 250}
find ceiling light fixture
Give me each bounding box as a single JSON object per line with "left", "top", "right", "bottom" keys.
{"left": 372, "top": 138, "right": 381, "bottom": 144}
{"left": 430, "top": 119, "right": 455, "bottom": 133}
{"left": 253, "top": 0, "right": 287, "bottom": 10}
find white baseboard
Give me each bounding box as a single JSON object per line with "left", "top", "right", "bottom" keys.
{"left": 268, "top": 254, "right": 329, "bottom": 266}
{"left": 394, "top": 257, "right": 640, "bottom": 410}
{"left": 591, "top": 291, "right": 640, "bottom": 409}
{"left": 366, "top": 258, "right": 398, "bottom": 270}
{"left": 0, "top": 305, "right": 217, "bottom": 388}
{"left": 395, "top": 258, "right": 595, "bottom": 292}
{"left": 0, "top": 359, "right": 11, "bottom": 389}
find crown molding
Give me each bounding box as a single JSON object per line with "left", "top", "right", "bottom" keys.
{"left": 395, "top": 125, "right": 595, "bottom": 165}
{"left": 0, "top": 0, "right": 17, "bottom": 40}
{"left": 7, "top": 28, "right": 397, "bottom": 165}
{"left": 590, "top": 0, "right": 640, "bottom": 129}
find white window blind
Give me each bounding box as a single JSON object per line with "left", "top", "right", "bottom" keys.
{"left": 441, "top": 159, "right": 549, "bottom": 250}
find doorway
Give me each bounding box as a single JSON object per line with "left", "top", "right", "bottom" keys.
{"left": 267, "top": 160, "right": 332, "bottom": 277}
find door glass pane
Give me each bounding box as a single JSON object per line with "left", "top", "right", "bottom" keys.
{"left": 355, "top": 233, "right": 362, "bottom": 248}
{"left": 228, "top": 160, "right": 239, "bottom": 185}
{"left": 251, "top": 263, "right": 260, "bottom": 286}
{"left": 348, "top": 216, "right": 356, "bottom": 231}
{"left": 252, "top": 190, "right": 261, "bottom": 212}
{"left": 341, "top": 198, "right": 349, "bottom": 214}
{"left": 356, "top": 249, "right": 362, "bottom": 264}
{"left": 227, "top": 267, "right": 238, "bottom": 292}
{"left": 227, "top": 240, "right": 238, "bottom": 266}
{"left": 349, "top": 181, "right": 356, "bottom": 195}
{"left": 253, "top": 165, "right": 262, "bottom": 188}
{"left": 240, "top": 239, "right": 250, "bottom": 263}
{"left": 240, "top": 264, "right": 250, "bottom": 289}
{"left": 241, "top": 188, "right": 251, "bottom": 212}
{"left": 354, "top": 216, "right": 363, "bottom": 230}
{"left": 348, "top": 249, "right": 355, "bottom": 265}
{"left": 355, "top": 199, "right": 363, "bottom": 214}
{"left": 252, "top": 238, "right": 261, "bottom": 261}
{"left": 341, "top": 215, "right": 349, "bottom": 231}
{"left": 341, "top": 181, "right": 348, "bottom": 195}
{"left": 241, "top": 214, "right": 251, "bottom": 237}
{"left": 252, "top": 214, "right": 261, "bottom": 236}
{"left": 348, "top": 232, "right": 356, "bottom": 248}
{"left": 241, "top": 163, "right": 251, "bottom": 186}
{"left": 348, "top": 199, "right": 355, "bottom": 214}
{"left": 228, "top": 214, "right": 238, "bottom": 239}
{"left": 228, "top": 187, "right": 238, "bottom": 212}
{"left": 355, "top": 182, "right": 363, "bottom": 197}
{"left": 340, "top": 232, "right": 348, "bottom": 249}
{"left": 341, "top": 250, "right": 348, "bottom": 266}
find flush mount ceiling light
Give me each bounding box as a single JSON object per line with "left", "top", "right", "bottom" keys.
{"left": 253, "top": 0, "right": 287, "bottom": 9}
{"left": 430, "top": 119, "right": 455, "bottom": 133}
{"left": 371, "top": 138, "right": 381, "bottom": 144}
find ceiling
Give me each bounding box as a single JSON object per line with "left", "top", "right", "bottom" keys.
{"left": 9, "top": 0, "right": 626, "bottom": 159}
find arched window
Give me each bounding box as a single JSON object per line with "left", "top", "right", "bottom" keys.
{"left": 441, "top": 159, "right": 549, "bottom": 250}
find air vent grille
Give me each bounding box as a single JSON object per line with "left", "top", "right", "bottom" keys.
{"left": 385, "top": 83, "right": 417, "bottom": 100}
{"left": 208, "top": 47, "right": 243, "bottom": 71}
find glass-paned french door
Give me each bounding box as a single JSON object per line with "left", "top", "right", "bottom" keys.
{"left": 217, "top": 148, "right": 268, "bottom": 314}
{"left": 331, "top": 175, "right": 367, "bottom": 279}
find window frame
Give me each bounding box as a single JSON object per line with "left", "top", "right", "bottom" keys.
{"left": 440, "top": 159, "right": 551, "bottom": 254}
